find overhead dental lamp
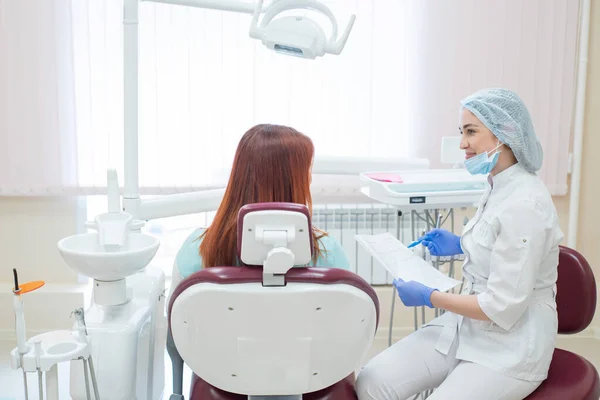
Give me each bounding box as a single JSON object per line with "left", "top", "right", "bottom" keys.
{"left": 135, "top": 0, "right": 355, "bottom": 59}
{"left": 249, "top": 0, "right": 356, "bottom": 59}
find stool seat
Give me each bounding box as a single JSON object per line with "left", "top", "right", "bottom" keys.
{"left": 189, "top": 374, "right": 357, "bottom": 400}
{"left": 526, "top": 349, "right": 600, "bottom": 400}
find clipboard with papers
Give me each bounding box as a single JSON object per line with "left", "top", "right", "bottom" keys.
{"left": 355, "top": 232, "right": 461, "bottom": 293}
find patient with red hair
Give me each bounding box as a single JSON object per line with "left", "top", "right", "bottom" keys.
{"left": 166, "top": 124, "right": 351, "bottom": 395}
{"left": 169, "top": 123, "right": 350, "bottom": 291}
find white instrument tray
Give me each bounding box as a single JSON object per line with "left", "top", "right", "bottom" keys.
{"left": 359, "top": 169, "right": 488, "bottom": 210}
{"left": 360, "top": 169, "right": 488, "bottom": 193}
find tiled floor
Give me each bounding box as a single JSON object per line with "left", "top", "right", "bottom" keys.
{"left": 1, "top": 334, "right": 599, "bottom": 399}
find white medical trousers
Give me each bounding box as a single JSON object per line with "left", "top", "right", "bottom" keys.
{"left": 355, "top": 326, "right": 542, "bottom": 400}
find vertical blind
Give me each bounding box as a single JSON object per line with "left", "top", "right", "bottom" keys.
{"left": 0, "top": 0, "right": 581, "bottom": 196}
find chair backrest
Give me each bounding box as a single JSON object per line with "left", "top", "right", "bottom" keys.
{"left": 168, "top": 202, "right": 379, "bottom": 396}
{"left": 557, "top": 245, "right": 597, "bottom": 334}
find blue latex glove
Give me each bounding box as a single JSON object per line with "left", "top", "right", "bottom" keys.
{"left": 420, "top": 228, "right": 463, "bottom": 256}
{"left": 393, "top": 278, "right": 438, "bottom": 308}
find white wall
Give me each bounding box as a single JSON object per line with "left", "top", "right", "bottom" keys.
{"left": 0, "top": 197, "right": 89, "bottom": 336}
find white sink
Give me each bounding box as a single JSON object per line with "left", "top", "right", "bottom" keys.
{"left": 57, "top": 232, "right": 159, "bottom": 282}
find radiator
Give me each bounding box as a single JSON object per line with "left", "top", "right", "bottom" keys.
{"left": 311, "top": 203, "right": 429, "bottom": 285}
{"left": 136, "top": 201, "right": 431, "bottom": 286}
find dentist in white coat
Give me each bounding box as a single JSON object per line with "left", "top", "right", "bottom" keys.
{"left": 355, "top": 88, "right": 564, "bottom": 400}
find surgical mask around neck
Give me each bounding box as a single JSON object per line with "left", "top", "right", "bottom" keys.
{"left": 464, "top": 142, "right": 502, "bottom": 175}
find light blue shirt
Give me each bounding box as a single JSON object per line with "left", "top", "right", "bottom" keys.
{"left": 176, "top": 228, "right": 351, "bottom": 279}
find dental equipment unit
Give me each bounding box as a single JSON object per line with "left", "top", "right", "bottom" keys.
{"left": 10, "top": 269, "right": 101, "bottom": 400}
{"left": 57, "top": 171, "right": 164, "bottom": 400}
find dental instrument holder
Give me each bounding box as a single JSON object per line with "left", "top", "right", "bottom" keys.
{"left": 84, "top": 211, "right": 146, "bottom": 306}
{"left": 10, "top": 270, "right": 101, "bottom": 400}
{"left": 10, "top": 310, "right": 101, "bottom": 400}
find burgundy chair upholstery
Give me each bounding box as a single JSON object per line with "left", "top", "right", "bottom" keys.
{"left": 526, "top": 245, "right": 600, "bottom": 400}
{"left": 168, "top": 202, "right": 379, "bottom": 400}
{"left": 188, "top": 373, "right": 358, "bottom": 400}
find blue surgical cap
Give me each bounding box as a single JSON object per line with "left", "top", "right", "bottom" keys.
{"left": 460, "top": 88, "right": 543, "bottom": 173}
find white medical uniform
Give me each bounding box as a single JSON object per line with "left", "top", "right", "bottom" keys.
{"left": 356, "top": 163, "right": 564, "bottom": 400}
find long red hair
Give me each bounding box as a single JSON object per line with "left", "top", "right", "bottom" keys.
{"left": 199, "top": 124, "right": 325, "bottom": 267}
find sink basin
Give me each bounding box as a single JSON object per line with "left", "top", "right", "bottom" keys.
{"left": 57, "top": 233, "right": 160, "bottom": 281}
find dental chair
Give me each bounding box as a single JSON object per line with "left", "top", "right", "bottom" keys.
{"left": 526, "top": 245, "right": 600, "bottom": 400}
{"left": 167, "top": 202, "right": 380, "bottom": 399}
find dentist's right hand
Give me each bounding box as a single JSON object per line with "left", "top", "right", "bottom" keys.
{"left": 420, "top": 228, "right": 463, "bottom": 256}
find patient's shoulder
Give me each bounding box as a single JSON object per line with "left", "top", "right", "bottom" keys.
{"left": 175, "top": 228, "right": 206, "bottom": 278}
{"left": 313, "top": 234, "right": 351, "bottom": 270}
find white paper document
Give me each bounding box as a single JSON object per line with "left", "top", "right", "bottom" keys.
{"left": 355, "top": 232, "right": 461, "bottom": 292}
